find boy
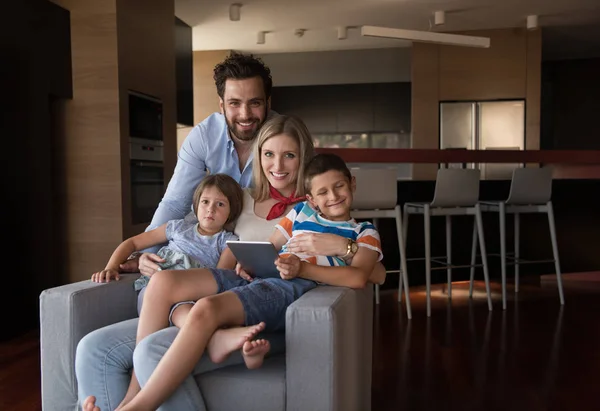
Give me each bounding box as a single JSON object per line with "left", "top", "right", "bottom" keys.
{"left": 270, "top": 153, "right": 386, "bottom": 286}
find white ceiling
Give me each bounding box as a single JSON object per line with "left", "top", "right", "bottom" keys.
{"left": 175, "top": 0, "right": 600, "bottom": 58}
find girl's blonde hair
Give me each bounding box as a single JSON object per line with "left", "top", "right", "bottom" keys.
{"left": 251, "top": 115, "right": 315, "bottom": 202}
{"left": 192, "top": 174, "right": 244, "bottom": 225}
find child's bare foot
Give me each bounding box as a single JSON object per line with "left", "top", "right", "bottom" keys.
{"left": 242, "top": 338, "right": 271, "bottom": 369}
{"left": 206, "top": 322, "right": 266, "bottom": 364}
{"left": 83, "top": 396, "right": 101, "bottom": 411}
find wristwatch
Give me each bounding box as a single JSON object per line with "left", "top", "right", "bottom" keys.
{"left": 343, "top": 239, "right": 359, "bottom": 259}
{"left": 127, "top": 251, "right": 142, "bottom": 261}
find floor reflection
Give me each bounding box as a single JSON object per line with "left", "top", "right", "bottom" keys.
{"left": 372, "top": 281, "right": 570, "bottom": 410}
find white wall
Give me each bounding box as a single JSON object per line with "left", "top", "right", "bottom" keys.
{"left": 256, "top": 47, "right": 411, "bottom": 87}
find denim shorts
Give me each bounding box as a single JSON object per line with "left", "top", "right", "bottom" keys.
{"left": 209, "top": 268, "right": 317, "bottom": 332}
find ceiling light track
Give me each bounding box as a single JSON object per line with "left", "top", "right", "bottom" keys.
{"left": 361, "top": 25, "right": 490, "bottom": 48}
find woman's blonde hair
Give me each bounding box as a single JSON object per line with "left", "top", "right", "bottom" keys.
{"left": 251, "top": 115, "right": 315, "bottom": 202}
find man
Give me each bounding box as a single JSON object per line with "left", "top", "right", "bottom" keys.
{"left": 122, "top": 52, "right": 275, "bottom": 271}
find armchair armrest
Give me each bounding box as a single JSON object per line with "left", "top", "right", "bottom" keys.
{"left": 285, "top": 285, "right": 373, "bottom": 411}
{"left": 39, "top": 275, "right": 139, "bottom": 411}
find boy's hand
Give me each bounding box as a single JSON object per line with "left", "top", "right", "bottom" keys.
{"left": 235, "top": 263, "right": 254, "bottom": 282}
{"left": 91, "top": 269, "right": 120, "bottom": 283}
{"left": 276, "top": 255, "right": 301, "bottom": 280}
{"left": 287, "top": 233, "right": 347, "bottom": 257}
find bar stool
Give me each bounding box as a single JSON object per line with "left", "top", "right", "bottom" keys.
{"left": 403, "top": 168, "right": 493, "bottom": 317}
{"left": 350, "top": 167, "right": 412, "bottom": 319}
{"left": 469, "top": 167, "right": 564, "bottom": 309}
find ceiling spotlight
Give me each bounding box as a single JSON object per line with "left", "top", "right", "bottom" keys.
{"left": 338, "top": 26, "right": 348, "bottom": 40}
{"left": 229, "top": 3, "right": 241, "bottom": 22}
{"left": 526, "top": 15, "right": 539, "bottom": 30}
{"left": 257, "top": 31, "right": 266, "bottom": 44}
{"left": 434, "top": 11, "right": 445, "bottom": 26}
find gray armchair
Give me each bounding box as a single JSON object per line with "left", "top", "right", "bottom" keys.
{"left": 39, "top": 274, "right": 373, "bottom": 411}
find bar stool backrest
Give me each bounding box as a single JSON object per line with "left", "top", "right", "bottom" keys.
{"left": 430, "top": 168, "right": 480, "bottom": 207}
{"left": 350, "top": 167, "right": 398, "bottom": 210}
{"left": 505, "top": 167, "right": 553, "bottom": 205}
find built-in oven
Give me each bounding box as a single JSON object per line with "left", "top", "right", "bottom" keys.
{"left": 130, "top": 158, "right": 165, "bottom": 225}
{"left": 128, "top": 90, "right": 165, "bottom": 225}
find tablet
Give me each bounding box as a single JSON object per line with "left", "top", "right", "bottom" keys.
{"left": 226, "top": 241, "right": 281, "bottom": 279}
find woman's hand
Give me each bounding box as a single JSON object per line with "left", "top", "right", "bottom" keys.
{"left": 286, "top": 233, "right": 348, "bottom": 257}
{"left": 276, "top": 255, "right": 301, "bottom": 280}
{"left": 235, "top": 263, "right": 254, "bottom": 282}
{"left": 138, "top": 253, "right": 164, "bottom": 277}
{"left": 91, "top": 269, "right": 120, "bottom": 283}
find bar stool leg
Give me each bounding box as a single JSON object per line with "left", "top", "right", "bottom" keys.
{"left": 424, "top": 204, "right": 432, "bottom": 317}
{"left": 514, "top": 213, "right": 520, "bottom": 293}
{"left": 547, "top": 201, "right": 565, "bottom": 305}
{"left": 469, "top": 220, "right": 477, "bottom": 298}
{"left": 446, "top": 215, "right": 452, "bottom": 300}
{"left": 500, "top": 202, "right": 507, "bottom": 310}
{"left": 373, "top": 218, "right": 380, "bottom": 305}
{"left": 402, "top": 204, "right": 409, "bottom": 247}
{"left": 475, "top": 204, "right": 493, "bottom": 311}
{"left": 395, "top": 206, "right": 412, "bottom": 319}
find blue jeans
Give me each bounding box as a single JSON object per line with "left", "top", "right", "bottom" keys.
{"left": 75, "top": 318, "right": 285, "bottom": 411}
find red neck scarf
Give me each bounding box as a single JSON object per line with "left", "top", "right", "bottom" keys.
{"left": 266, "top": 185, "right": 305, "bottom": 220}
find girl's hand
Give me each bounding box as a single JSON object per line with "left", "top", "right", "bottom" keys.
{"left": 286, "top": 233, "right": 348, "bottom": 257}
{"left": 138, "top": 253, "right": 164, "bottom": 277}
{"left": 276, "top": 255, "right": 301, "bottom": 280}
{"left": 91, "top": 269, "right": 120, "bottom": 283}
{"left": 235, "top": 263, "right": 254, "bottom": 282}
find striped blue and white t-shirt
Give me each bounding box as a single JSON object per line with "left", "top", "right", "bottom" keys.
{"left": 275, "top": 201, "right": 383, "bottom": 267}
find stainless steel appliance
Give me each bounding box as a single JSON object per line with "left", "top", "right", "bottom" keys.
{"left": 439, "top": 100, "right": 525, "bottom": 179}
{"left": 128, "top": 90, "right": 165, "bottom": 225}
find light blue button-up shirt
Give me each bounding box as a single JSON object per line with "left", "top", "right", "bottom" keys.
{"left": 148, "top": 112, "right": 255, "bottom": 232}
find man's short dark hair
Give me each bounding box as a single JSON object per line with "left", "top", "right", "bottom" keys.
{"left": 213, "top": 52, "right": 272, "bottom": 99}
{"left": 304, "top": 153, "right": 352, "bottom": 193}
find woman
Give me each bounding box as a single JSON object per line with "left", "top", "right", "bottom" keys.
{"left": 77, "top": 115, "right": 369, "bottom": 411}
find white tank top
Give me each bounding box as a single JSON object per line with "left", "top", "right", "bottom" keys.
{"left": 233, "top": 189, "right": 279, "bottom": 241}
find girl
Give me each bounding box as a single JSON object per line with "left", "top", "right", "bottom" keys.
{"left": 91, "top": 173, "right": 243, "bottom": 318}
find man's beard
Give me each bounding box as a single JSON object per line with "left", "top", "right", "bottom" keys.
{"left": 225, "top": 109, "right": 267, "bottom": 142}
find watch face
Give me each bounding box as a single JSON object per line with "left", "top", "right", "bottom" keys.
{"left": 351, "top": 241, "right": 359, "bottom": 253}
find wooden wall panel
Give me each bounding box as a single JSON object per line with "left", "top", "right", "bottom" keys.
{"left": 439, "top": 29, "right": 528, "bottom": 101}
{"left": 526, "top": 29, "right": 542, "bottom": 151}
{"left": 50, "top": 0, "right": 123, "bottom": 283}
{"left": 193, "top": 50, "right": 230, "bottom": 124}
{"left": 411, "top": 43, "right": 440, "bottom": 180}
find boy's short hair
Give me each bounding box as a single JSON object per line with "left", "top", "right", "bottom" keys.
{"left": 192, "top": 174, "right": 244, "bottom": 225}
{"left": 304, "top": 153, "right": 352, "bottom": 193}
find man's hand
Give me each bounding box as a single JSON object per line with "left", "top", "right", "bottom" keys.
{"left": 276, "top": 255, "right": 301, "bottom": 280}
{"left": 119, "top": 255, "right": 140, "bottom": 273}
{"left": 235, "top": 263, "right": 254, "bottom": 282}
{"left": 91, "top": 269, "right": 120, "bottom": 283}
{"left": 136, "top": 253, "right": 165, "bottom": 276}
